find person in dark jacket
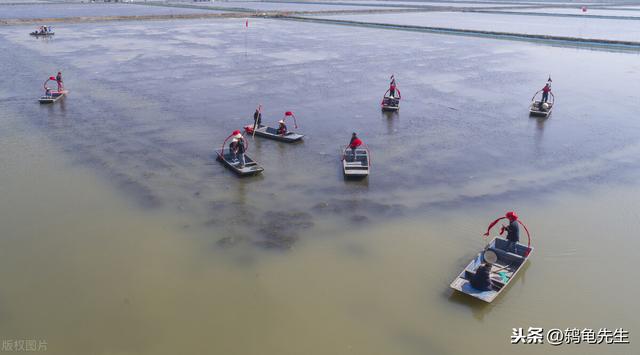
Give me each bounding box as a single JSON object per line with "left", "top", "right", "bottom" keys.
{"left": 253, "top": 108, "right": 262, "bottom": 128}
{"left": 504, "top": 211, "right": 520, "bottom": 253}
{"left": 470, "top": 263, "right": 493, "bottom": 291}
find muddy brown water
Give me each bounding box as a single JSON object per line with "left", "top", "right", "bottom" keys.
{"left": 0, "top": 12, "right": 639, "bottom": 355}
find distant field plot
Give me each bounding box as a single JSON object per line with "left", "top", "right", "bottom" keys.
{"left": 0, "top": 2, "right": 224, "bottom": 20}
{"left": 495, "top": 7, "right": 640, "bottom": 18}
{"left": 604, "top": 5, "right": 640, "bottom": 10}
{"left": 308, "top": 0, "right": 532, "bottom": 8}
{"left": 174, "top": 1, "right": 409, "bottom": 12}
{"left": 301, "top": 10, "right": 640, "bottom": 42}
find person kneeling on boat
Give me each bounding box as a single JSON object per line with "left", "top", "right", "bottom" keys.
{"left": 277, "top": 119, "right": 288, "bottom": 135}
{"left": 503, "top": 211, "right": 520, "bottom": 254}
{"left": 470, "top": 263, "right": 494, "bottom": 291}
{"left": 229, "top": 131, "right": 246, "bottom": 168}
{"left": 45, "top": 87, "right": 52, "bottom": 97}
{"left": 349, "top": 132, "right": 363, "bottom": 154}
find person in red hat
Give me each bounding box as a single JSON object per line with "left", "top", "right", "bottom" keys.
{"left": 504, "top": 211, "right": 520, "bottom": 253}
{"left": 228, "top": 130, "right": 246, "bottom": 168}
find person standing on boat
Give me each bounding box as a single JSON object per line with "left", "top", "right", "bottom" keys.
{"left": 503, "top": 211, "right": 520, "bottom": 253}
{"left": 229, "top": 130, "right": 246, "bottom": 168}
{"left": 470, "top": 263, "right": 493, "bottom": 291}
{"left": 253, "top": 108, "right": 262, "bottom": 128}
{"left": 56, "top": 71, "right": 63, "bottom": 92}
{"left": 541, "top": 83, "right": 551, "bottom": 103}
{"left": 349, "top": 132, "right": 363, "bottom": 154}
{"left": 389, "top": 75, "right": 397, "bottom": 98}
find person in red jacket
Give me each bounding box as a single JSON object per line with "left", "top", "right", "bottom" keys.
{"left": 389, "top": 75, "right": 397, "bottom": 98}
{"left": 541, "top": 82, "right": 551, "bottom": 104}
{"left": 56, "top": 71, "right": 63, "bottom": 92}
{"left": 349, "top": 132, "right": 362, "bottom": 154}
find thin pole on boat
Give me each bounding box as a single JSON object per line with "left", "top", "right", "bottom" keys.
{"left": 244, "top": 19, "right": 249, "bottom": 58}
{"left": 285, "top": 111, "right": 297, "bottom": 129}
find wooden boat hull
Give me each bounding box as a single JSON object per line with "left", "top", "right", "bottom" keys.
{"left": 39, "top": 92, "right": 65, "bottom": 104}
{"left": 244, "top": 125, "right": 304, "bottom": 143}
{"left": 342, "top": 148, "right": 370, "bottom": 178}
{"left": 450, "top": 237, "right": 533, "bottom": 303}
{"left": 30, "top": 32, "right": 55, "bottom": 36}
{"left": 216, "top": 148, "right": 264, "bottom": 176}
{"left": 529, "top": 100, "right": 553, "bottom": 117}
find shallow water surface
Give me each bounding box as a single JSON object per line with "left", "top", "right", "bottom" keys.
{"left": 0, "top": 2, "right": 224, "bottom": 20}
{"left": 0, "top": 9, "right": 639, "bottom": 355}
{"left": 307, "top": 10, "right": 640, "bottom": 41}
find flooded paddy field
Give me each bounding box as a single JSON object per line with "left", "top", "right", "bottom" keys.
{"left": 495, "top": 7, "right": 640, "bottom": 17}
{"left": 1, "top": 3, "right": 639, "bottom": 355}
{"left": 0, "top": 2, "right": 224, "bottom": 20}
{"left": 175, "top": 0, "right": 410, "bottom": 12}
{"left": 199, "top": 0, "right": 532, "bottom": 9}
{"left": 607, "top": 5, "right": 640, "bottom": 10}
{"left": 303, "top": 10, "right": 640, "bottom": 41}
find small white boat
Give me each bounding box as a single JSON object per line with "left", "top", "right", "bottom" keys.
{"left": 381, "top": 96, "right": 400, "bottom": 111}
{"left": 30, "top": 31, "right": 55, "bottom": 37}
{"left": 450, "top": 237, "right": 533, "bottom": 303}
{"left": 529, "top": 91, "right": 554, "bottom": 117}
{"left": 342, "top": 146, "right": 370, "bottom": 178}
{"left": 39, "top": 90, "right": 66, "bottom": 104}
